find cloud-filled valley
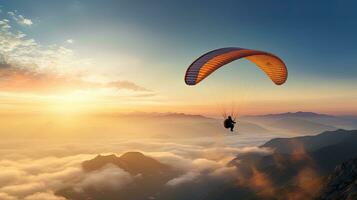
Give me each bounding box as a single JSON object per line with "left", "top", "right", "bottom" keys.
{"left": 0, "top": 138, "right": 257, "bottom": 200}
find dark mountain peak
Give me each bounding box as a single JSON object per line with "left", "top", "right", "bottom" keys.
{"left": 318, "top": 157, "right": 357, "bottom": 200}
{"left": 82, "top": 154, "right": 123, "bottom": 171}
{"left": 120, "top": 151, "right": 146, "bottom": 159}
{"left": 95, "top": 154, "right": 117, "bottom": 159}
{"left": 82, "top": 152, "right": 172, "bottom": 176}
{"left": 119, "top": 151, "right": 160, "bottom": 167}
{"left": 119, "top": 152, "right": 171, "bottom": 175}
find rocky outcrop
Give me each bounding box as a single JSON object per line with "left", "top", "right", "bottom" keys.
{"left": 318, "top": 157, "right": 357, "bottom": 200}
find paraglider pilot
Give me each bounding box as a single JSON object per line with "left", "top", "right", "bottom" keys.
{"left": 224, "top": 116, "right": 236, "bottom": 132}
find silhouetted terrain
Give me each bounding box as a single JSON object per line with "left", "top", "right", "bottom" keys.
{"left": 262, "top": 129, "right": 357, "bottom": 154}
{"left": 317, "top": 157, "right": 357, "bottom": 200}
{"left": 223, "top": 129, "right": 357, "bottom": 199}
{"left": 59, "top": 152, "right": 181, "bottom": 200}
{"left": 57, "top": 129, "right": 357, "bottom": 200}
{"left": 82, "top": 152, "right": 173, "bottom": 175}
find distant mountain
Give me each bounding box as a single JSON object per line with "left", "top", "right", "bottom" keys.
{"left": 242, "top": 112, "right": 357, "bottom": 135}
{"left": 268, "top": 118, "right": 337, "bottom": 134}
{"left": 317, "top": 157, "right": 357, "bottom": 200}
{"left": 261, "top": 129, "right": 357, "bottom": 154}
{"left": 104, "top": 112, "right": 214, "bottom": 120}
{"left": 248, "top": 111, "right": 332, "bottom": 118}
{"left": 94, "top": 111, "right": 274, "bottom": 138}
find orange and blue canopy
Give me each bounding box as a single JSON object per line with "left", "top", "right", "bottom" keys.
{"left": 185, "top": 47, "right": 288, "bottom": 86}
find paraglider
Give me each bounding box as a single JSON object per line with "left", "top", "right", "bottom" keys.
{"left": 184, "top": 47, "right": 288, "bottom": 132}
{"left": 224, "top": 116, "right": 236, "bottom": 132}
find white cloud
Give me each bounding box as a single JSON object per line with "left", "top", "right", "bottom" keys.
{"left": 0, "top": 154, "right": 91, "bottom": 199}
{"left": 236, "top": 146, "right": 273, "bottom": 156}
{"left": 0, "top": 192, "right": 18, "bottom": 200}
{"left": 166, "top": 172, "right": 199, "bottom": 186}
{"left": 66, "top": 39, "right": 74, "bottom": 44}
{"left": 0, "top": 139, "right": 267, "bottom": 198}
{"left": 1, "top": 182, "right": 47, "bottom": 197}
{"left": 24, "top": 191, "right": 67, "bottom": 200}
{"left": 18, "top": 15, "right": 33, "bottom": 26}
{"left": 75, "top": 164, "right": 133, "bottom": 192}
{"left": 0, "top": 169, "right": 25, "bottom": 187}
{"left": 0, "top": 19, "right": 12, "bottom": 31}
{"left": 0, "top": 16, "right": 151, "bottom": 95}
{"left": 7, "top": 11, "right": 33, "bottom": 26}
{"left": 1, "top": 14, "right": 78, "bottom": 73}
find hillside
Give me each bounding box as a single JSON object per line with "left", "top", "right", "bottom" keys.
{"left": 317, "top": 157, "right": 357, "bottom": 200}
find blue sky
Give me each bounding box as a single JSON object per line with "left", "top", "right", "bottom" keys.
{"left": 3, "top": 0, "right": 357, "bottom": 76}
{"left": 1, "top": 0, "right": 357, "bottom": 115}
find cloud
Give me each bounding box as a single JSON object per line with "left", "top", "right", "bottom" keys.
{"left": 0, "top": 139, "right": 243, "bottom": 199}
{"left": 0, "top": 17, "right": 152, "bottom": 96}
{"left": 0, "top": 168, "right": 25, "bottom": 187}
{"left": 0, "top": 154, "right": 91, "bottom": 199}
{"left": 24, "top": 192, "right": 67, "bottom": 200}
{"left": 0, "top": 137, "right": 281, "bottom": 200}
{"left": 1, "top": 182, "right": 47, "bottom": 197}
{"left": 7, "top": 11, "right": 33, "bottom": 26}
{"left": 75, "top": 164, "right": 133, "bottom": 192}
{"left": 166, "top": 172, "right": 199, "bottom": 186}
{"left": 0, "top": 66, "right": 151, "bottom": 94}
{"left": 107, "top": 81, "right": 151, "bottom": 92}
{"left": 0, "top": 192, "right": 18, "bottom": 200}
{"left": 0, "top": 67, "right": 88, "bottom": 94}
{"left": 235, "top": 146, "right": 273, "bottom": 156}
{"left": 66, "top": 39, "right": 74, "bottom": 44}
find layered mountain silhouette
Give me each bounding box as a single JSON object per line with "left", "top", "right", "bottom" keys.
{"left": 82, "top": 111, "right": 357, "bottom": 139}
{"left": 262, "top": 129, "right": 357, "bottom": 154}
{"left": 58, "top": 129, "right": 357, "bottom": 200}
{"left": 242, "top": 112, "right": 357, "bottom": 135}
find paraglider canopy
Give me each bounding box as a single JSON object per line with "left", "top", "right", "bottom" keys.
{"left": 185, "top": 47, "right": 287, "bottom": 86}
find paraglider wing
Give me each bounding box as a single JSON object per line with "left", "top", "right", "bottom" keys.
{"left": 185, "top": 47, "right": 287, "bottom": 85}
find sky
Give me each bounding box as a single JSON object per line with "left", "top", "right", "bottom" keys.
{"left": 0, "top": 2, "right": 356, "bottom": 198}
{"left": 1, "top": 0, "right": 357, "bottom": 116}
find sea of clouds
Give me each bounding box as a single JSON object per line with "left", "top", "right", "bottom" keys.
{"left": 0, "top": 136, "right": 273, "bottom": 200}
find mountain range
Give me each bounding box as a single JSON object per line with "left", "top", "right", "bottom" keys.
{"left": 94, "top": 111, "right": 357, "bottom": 138}
{"left": 241, "top": 112, "right": 357, "bottom": 135}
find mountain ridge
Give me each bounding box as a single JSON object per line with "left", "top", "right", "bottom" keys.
{"left": 82, "top": 152, "right": 173, "bottom": 176}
